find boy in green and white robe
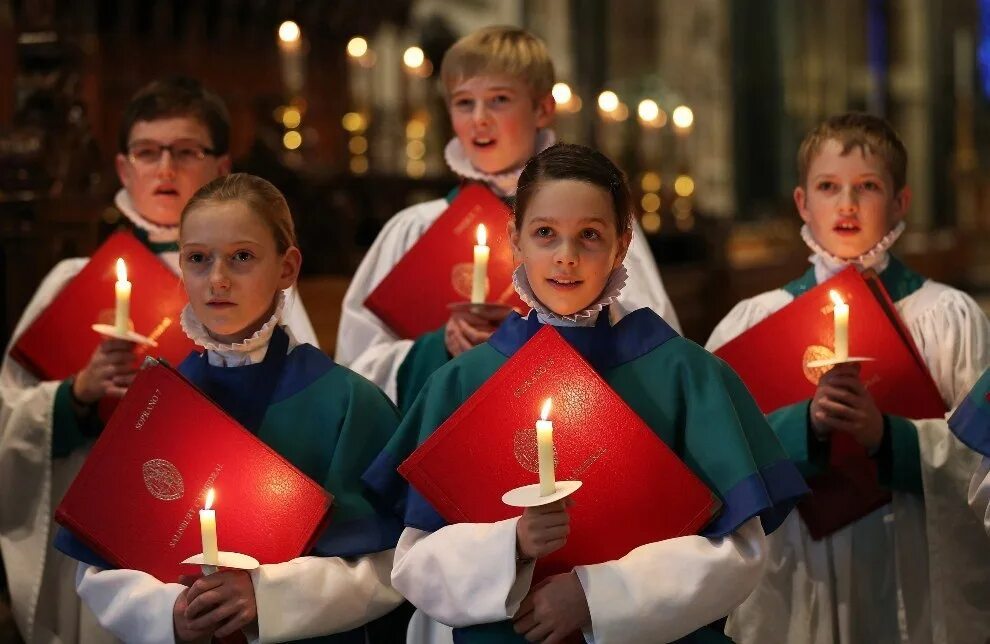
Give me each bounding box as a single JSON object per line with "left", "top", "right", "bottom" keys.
{"left": 708, "top": 227, "right": 990, "bottom": 644}
{"left": 0, "top": 80, "right": 318, "bottom": 644}
{"left": 364, "top": 267, "right": 807, "bottom": 644}
{"left": 57, "top": 299, "right": 401, "bottom": 643}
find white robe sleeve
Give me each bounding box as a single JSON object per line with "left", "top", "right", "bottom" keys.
{"left": 574, "top": 517, "right": 766, "bottom": 644}
{"left": 334, "top": 201, "right": 444, "bottom": 402}
{"left": 75, "top": 564, "right": 184, "bottom": 644}
{"left": 390, "top": 522, "right": 535, "bottom": 627}
{"left": 0, "top": 259, "right": 90, "bottom": 641}
{"left": 894, "top": 284, "right": 990, "bottom": 643}
{"left": 618, "top": 220, "right": 681, "bottom": 333}
{"left": 249, "top": 550, "right": 403, "bottom": 642}
{"left": 969, "top": 457, "right": 990, "bottom": 535}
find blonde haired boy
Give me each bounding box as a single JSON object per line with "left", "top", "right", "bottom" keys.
{"left": 336, "top": 25, "right": 679, "bottom": 410}
{"left": 707, "top": 113, "right": 990, "bottom": 643}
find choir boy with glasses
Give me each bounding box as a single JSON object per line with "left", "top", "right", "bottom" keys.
{"left": 0, "top": 77, "right": 317, "bottom": 644}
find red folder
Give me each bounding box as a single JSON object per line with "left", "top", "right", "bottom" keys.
{"left": 714, "top": 267, "right": 946, "bottom": 538}
{"left": 364, "top": 184, "right": 526, "bottom": 339}
{"left": 399, "top": 326, "right": 721, "bottom": 579}
{"left": 55, "top": 360, "right": 333, "bottom": 583}
{"left": 10, "top": 231, "right": 196, "bottom": 381}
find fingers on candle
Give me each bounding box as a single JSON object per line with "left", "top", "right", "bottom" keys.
{"left": 472, "top": 307, "right": 514, "bottom": 323}
{"left": 816, "top": 397, "right": 859, "bottom": 422}
{"left": 826, "top": 362, "right": 862, "bottom": 377}
{"left": 184, "top": 575, "right": 225, "bottom": 613}
{"left": 177, "top": 574, "right": 202, "bottom": 587}
{"left": 819, "top": 373, "right": 866, "bottom": 395}
{"left": 459, "top": 320, "right": 493, "bottom": 345}
{"left": 532, "top": 500, "right": 571, "bottom": 516}
{"left": 100, "top": 338, "right": 138, "bottom": 352}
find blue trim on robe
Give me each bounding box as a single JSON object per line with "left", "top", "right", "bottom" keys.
{"left": 363, "top": 448, "right": 448, "bottom": 533}
{"left": 404, "top": 487, "right": 448, "bottom": 534}
{"left": 488, "top": 306, "right": 679, "bottom": 371}
{"left": 269, "top": 344, "right": 338, "bottom": 405}
{"left": 178, "top": 335, "right": 335, "bottom": 411}
{"left": 949, "top": 393, "right": 990, "bottom": 457}
{"left": 701, "top": 459, "right": 810, "bottom": 538}
{"left": 309, "top": 514, "right": 405, "bottom": 559}
{"left": 177, "top": 326, "right": 291, "bottom": 432}
{"left": 363, "top": 449, "right": 411, "bottom": 519}
{"left": 54, "top": 528, "right": 114, "bottom": 569}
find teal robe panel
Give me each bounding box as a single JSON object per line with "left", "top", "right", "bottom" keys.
{"left": 365, "top": 309, "right": 808, "bottom": 643}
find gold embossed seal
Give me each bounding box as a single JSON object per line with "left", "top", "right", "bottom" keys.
{"left": 142, "top": 459, "right": 184, "bottom": 501}
{"left": 451, "top": 263, "right": 489, "bottom": 299}
{"left": 802, "top": 345, "right": 836, "bottom": 385}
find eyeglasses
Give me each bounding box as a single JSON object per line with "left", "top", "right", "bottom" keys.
{"left": 126, "top": 139, "right": 218, "bottom": 167}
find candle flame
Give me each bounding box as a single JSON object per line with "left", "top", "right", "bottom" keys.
{"left": 204, "top": 488, "right": 215, "bottom": 510}
{"left": 116, "top": 258, "right": 127, "bottom": 282}
{"left": 476, "top": 224, "right": 487, "bottom": 247}
{"left": 540, "top": 398, "right": 552, "bottom": 421}
{"left": 278, "top": 20, "right": 301, "bottom": 43}
{"left": 829, "top": 290, "right": 845, "bottom": 307}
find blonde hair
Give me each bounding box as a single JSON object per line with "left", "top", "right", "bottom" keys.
{"left": 181, "top": 173, "right": 297, "bottom": 254}
{"left": 440, "top": 26, "right": 555, "bottom": 101}
{"left": 798, "top": 112, "right": 908, "bottom": 192}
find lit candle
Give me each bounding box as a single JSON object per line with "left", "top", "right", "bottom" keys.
{"left": 536, "top": 398, "right": 556, "bottom": 496}
{"left": 114, "top": 258, "right": 131, "bottom": 335}
{"left": 199, "top": 488, "right": 219, "bottom": 566}
{"left": 277, "top": 21, "right": 305, "bottom": 95}
{"left": 830, "top": 290, "right": 849, "bottom": 361}
{"left": 471, "top": 224, "right": 490, "bottom": 304}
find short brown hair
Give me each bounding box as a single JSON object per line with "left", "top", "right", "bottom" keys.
{"left": 440, "top": 26, "right": 555, "bottom": 101}
{"left": 119, "top": 77, "right": 230, "bottom": 155}
{"left": 181, "top": 173, "right": 296, "bottom": 254}
{"left": 797, "top": 112, "right": 908, "bottom": 191}
{"left": 515, "top": 143, "right": 634, "bottom": 235}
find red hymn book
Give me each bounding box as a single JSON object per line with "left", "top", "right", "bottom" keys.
{"left": 55, "top": 359, "right": 333, "bottom": 583}
{"left": 399, "top": 325, "right": 721, "bottom": 580}
{"left": 364, "top": 184, "right": 526, "bottom": 339}
{"left": 714, "top": 266, "right": 945, "bottom": 538}
{"left": 10, "top": 231, "right": 196, "bottom": 380}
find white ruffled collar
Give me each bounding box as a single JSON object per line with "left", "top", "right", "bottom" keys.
{"left": 179, "top": 291, "right": 287, "bottom": 367}
{"left": 114, "top": 189, "right": 180, "bottom": 244}
{"left": 801, "top": 221, "right": 906, "bottom": 284}
{"left": 512, "top": 264, "right": 627, "bottom": 327}
{"left": 444, "top": 129, "right": 557, "bottom": 197}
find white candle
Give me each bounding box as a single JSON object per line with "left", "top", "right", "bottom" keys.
{"left": 536, "top": 398, "right": 556, "bottom": 496}
{"left": 471, "top": 224, "right": 490, "bottom": 304}
{"left": 199, "top": 488, "right": 219, "bottom": 566}
{"left": 114, "top": 258, "right": 131, "bottom": 335}
{"left": 277, "top": 21, "right": 305, "bottom": 95}
{"left": 830, "top": 290, "right": 849, "bottom": 361}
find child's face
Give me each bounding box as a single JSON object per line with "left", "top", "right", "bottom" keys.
{"left": 116, "top": 117, "right": 231, "bottom": 226}
{"left": 510, "top": 180, "right": 630, "bottom": 316}
{"left": 179, "top": 201, "right": 300, "bottom": 343}
{"left": 795, "top": 139, "right": 911, "bottom": 259}
{"left": 448, "top": 74, "right": 554, "bottom": 175}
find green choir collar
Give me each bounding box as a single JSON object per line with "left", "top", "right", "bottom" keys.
{"left": 782, "top": 255, "right": 925, "bottom": 302}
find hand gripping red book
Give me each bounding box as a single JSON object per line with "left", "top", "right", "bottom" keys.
{"left": 55, "top": 359, "right": 333, "bottom": 583}
{"left": 363, "top": 184, "right": 526, "bottom": 339}
{"left": 398, "top": 325, "right": 721, "bottom": 580}
{"left": 714, "top": 266, "right": 946, "bottom": 538}
{"left": 10, "top": 231, "right": 196, "bottom": 381}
